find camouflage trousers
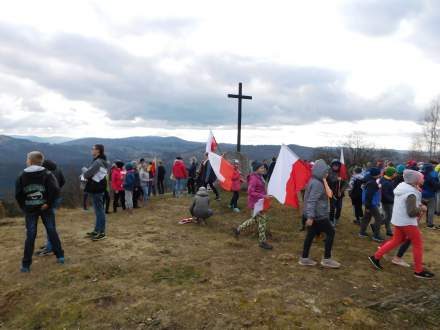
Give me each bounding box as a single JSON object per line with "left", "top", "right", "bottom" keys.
{"left": 238, "top": 213, "right": 267, "bottom": 243}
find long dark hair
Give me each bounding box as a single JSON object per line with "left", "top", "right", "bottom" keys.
{"left": 94, "top": 144, "right": 107, "bottom": 160}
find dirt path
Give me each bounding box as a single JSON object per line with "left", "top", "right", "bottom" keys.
{"left": 0, "top": 193, "right": 439, "bottom": 329}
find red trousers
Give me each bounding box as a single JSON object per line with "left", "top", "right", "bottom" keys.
{"left": 374, "top": 225, "right": 424, "bottom": 273}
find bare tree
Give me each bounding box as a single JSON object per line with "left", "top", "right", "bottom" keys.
{"left": 423, "top": 97, "right": 440, "bottom": 159}
{"left": 341, "top": 132, "right": 376, "bottom": 167}
{"left": 408, "top": 133, "right": 427, "bottom": 161}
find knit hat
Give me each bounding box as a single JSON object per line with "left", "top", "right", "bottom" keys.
{"left": 198, "top": 186, "right": 207, "bottom": 192}
{"left": 354, "top": 167, "right": 362, "bottom": 174}
{"left": 233, "top": 159, "right": 240, "bottom": 165}
{"left": 384, "top": 167, "right": 396, "bottom": 177}
{"left": 422, "top": 163, "right": 434, "bottom": 173}
{"left": 396, "top": 164, "right": 405, "bottom": 174}
{"left": 403, "top": 169, "right": 423, "bottom": 185}
{"left": 369, "top": 167, "right": 381, "bottom": 177}
{"left": 252, "top": 161, "right": 264, "bottom": 172}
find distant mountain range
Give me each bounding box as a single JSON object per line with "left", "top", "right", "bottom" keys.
{"left": 0, "top": 135, "right": 316, "bottom": 197}
{"left": 10, "top": 135, "right": 74, "bottom": 144}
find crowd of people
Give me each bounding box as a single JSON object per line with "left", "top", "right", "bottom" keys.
{"left": 14, "top": 145, "right": 436, "bottom": 280}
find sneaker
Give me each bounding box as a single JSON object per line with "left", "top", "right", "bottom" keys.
{"left": 35, "top": 248, "right": 53, "bottom": 257}
{"left": 20, "top": 266, "right": 30, "bottom": 273}
{"left": 233, "top": 228, "right": 240, "bottom": 238}
{"left": 298, "top": 258, "right": 317, "bottom": 266}
{"left": 92, "top": 233, "right": 106, "bottom": 241}
{"left": 427, "top": 225, "right": 435, "bottom": 230}
{"left": 368, "top": 256, "right": 383, "bottom": 270}
{"left": 259, "top": 242, "right": 273, "bottom": 250}
{"left": 86, "top": 231, "right": 98, "bottom": 237}
{"left": 57, "top": 257, "right": 65, "bottom": 264}
{"left": 391, "top": 257, "right": 410, "bottom": 268}
{"left": 359, "top": 232, "right": 369, "bottom": 238}
{"left": 215, "top": 197, "right": 221, "bottom": 201}
{"left": 321, "top": 258, "right": 341, "bottom": 269}
{"left": 414, "top": 270, "right": 435, "bottom": 279}
{"left": 233, "top": 208, "right": 240, "bottom": 213}
{"left": 372, "top": 236, "right": 384, "bottom": 243}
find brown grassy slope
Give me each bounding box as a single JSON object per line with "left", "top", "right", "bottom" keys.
{"left": 0, "top": 192, "right": 439, "bottom": 330}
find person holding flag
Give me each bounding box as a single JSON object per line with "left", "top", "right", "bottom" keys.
{"left": 328, "top": 153, "right": 347, "bottom": 226}
{"left": 233, "top": 162, "right": 273, "bottom": 250}
{"left": 299, "top": 159, "right": 341, "bottom": 268}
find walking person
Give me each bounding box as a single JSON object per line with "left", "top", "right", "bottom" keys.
{"left": 327, "top": 159, "right": 347, "bottom": 226}
{"left": 299, "top": 159, "right": 340, "bottom": 268}
{"left": 359, "top": 167, "right": 384, "bottom": 242}
{"left": 173, "top": 157, "right": 188, "bottom": 197}
{"left": 157, "top": 160, "right": 166, "bottom": 195}
{"left": 380, "top": 166, "right": 397, "bottom": 236}
{"left": 83, "top": 144, "right": 110, "bottom": 241}
{"left": 229, "top": 160, "right": 243, "bottom": 212}
{"left": 111, "top": 161, "right": 125, "bottom": 213}
{"left": 421, "top": 163, "right": 440, "bottom": 229}
{"left": 16, "top": 151, "right": 65, "bottom": 272}
{"left": 233, "top": 162, "right": 273, "bottom": 250}
{"left": 187, "top": 157, "right": 198, "bottom": 195}
{"left": 35, "top": 159, "right": 65, "bottom": 257}
{"left": 369, "top": 170, "right": 434, "bottom": 279}
{"left": 348, "top": 167, "right": 364, "bottom": 225}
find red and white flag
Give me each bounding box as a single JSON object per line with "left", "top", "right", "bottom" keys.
{"left": 253, "top": 197, "right": 272, "bottom": 217}
{"left": 208, "top": 152, "right": 234, "bottom": 191}
{"left": 206, "top": 130, "right": 218, "bottom": 153}
{"left": 340, "top": 149, "right": 348, "bottom": 180}
{"left": 268, "top": 145, "right": 312, "bottom": 208}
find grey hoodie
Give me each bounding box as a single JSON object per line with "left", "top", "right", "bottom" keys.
{"left": 190, "top": 188, "right": 213, "bottom": 219}
{"left": 304, "top": 159, "right": 330, "bottom": 221}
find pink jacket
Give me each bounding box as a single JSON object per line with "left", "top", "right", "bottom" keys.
{"left": 247, "top": 173, "right": 266, "bottom": 209}
{"left": 231, "top": 169, "right": 241, "bottom": 192}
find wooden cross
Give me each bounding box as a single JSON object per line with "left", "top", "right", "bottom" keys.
{"left": 228, "top": 82, "right": 252, "bottom": 152}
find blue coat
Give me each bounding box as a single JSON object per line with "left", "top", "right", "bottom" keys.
{"left": 422, "top": 170, "right": 440, "bottom": 199}
{"left": 123, "top": 170, "right": 136, "bottom": 191}
{"left": 362, "top": 176, "right": 381, "bottom": 208}
{"left": 380, "top": 177, "right": 395, "bottom": 205}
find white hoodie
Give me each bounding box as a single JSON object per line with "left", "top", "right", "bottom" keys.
{"left": 391, "top": 182, "right": 421, "bottom": 227}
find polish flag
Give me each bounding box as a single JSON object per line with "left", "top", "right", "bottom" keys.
{"left": 253, "top": 197, "right": 272, "bottom": 217}
{"left": 206, "top": 130, "right": 218, "bottom": 153}
{"left": 208, "top": 152, "right": 234, "bottom": 191}
{"left": 268, "top": 145, "right": 312, "bottom": 208}
{"left": 340, "top": 149, "right": 348, "bottom": 180}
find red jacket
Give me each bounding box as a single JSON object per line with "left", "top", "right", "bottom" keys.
{"left": 111, "top": 168, "right": 125, "bottom": 191}
{"left": 231, "top": 169, "right": 241, "bottom": 192}
{"left": 173, "top": 160, "right": 188, "bottom": 179}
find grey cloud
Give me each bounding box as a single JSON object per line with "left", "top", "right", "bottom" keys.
{"left": 0, "top": 22, "right": 421, "bottom": 131}
{"left": 342, "top": 0, "right": 423, "bottom": 36}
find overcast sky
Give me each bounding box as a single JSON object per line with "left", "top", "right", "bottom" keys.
{"left": 0, "top": 0, "right": 439, "bottom": 149}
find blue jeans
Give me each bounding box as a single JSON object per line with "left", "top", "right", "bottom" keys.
{"left": 141, "top": 186, "right": 149, "bottom": 202}
{"left": 175, "top": 179, "right": 186, "bottom": 196}
{"left": 23, "top": 209, "right": 64, "bottom": 267}
{"left": 91, "top": 193, "right": 106, "bottom": 233}
{"left": 45, "top": 197, "right": 62, "bottom": 252}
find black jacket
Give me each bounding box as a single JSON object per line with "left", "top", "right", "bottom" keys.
{"left": 15, "top": 165, "right": 60, "bottom": 213}
{"left": 43, "top": 160, "right": 65, "bottom": 189}
{"left": 157, "top": 165, "right": 166, "bottom": 180}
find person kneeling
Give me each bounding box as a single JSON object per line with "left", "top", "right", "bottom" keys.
{"left": 190, "top": 187, "right": 213, "bottom": 225}
{"left": 299, "top": 159, "right": 341, "bottom": 268}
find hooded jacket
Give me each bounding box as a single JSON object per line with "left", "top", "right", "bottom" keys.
{"left": 231, "top": 168, "right": 241, "bottom": 192}
{"left": 190, "top": 188, "right": 213, "bottom": 219}
{"left": 15, "top": 165, "right": 60, "bottom": 213}
{"left": 123, "top": 164, "right": 136, "bottom": 191}
{"left": 247, "top": 173, "right": 266, "bottom": 209}
{"left": 348, "top": 173, "right": 364, "bottom": 201}
{"left": 362, "top": 174, "right": 381, "bottom": 208}
{"left": 42, "top": 160, "right": 65, "bottom": 189}
{"left": 422, "top": 164, "right": 440, "bottom": 199}
{"left": 391, "top": 182, "right": 422, "bottom": 226}
{"left": 304, "top": 159, "right": 329, "bottom": 221}
{"left": 111, "top": 167, "right": 125, "bottom": 191}
{"left": 173, "top": 160, "right": 188, "bottom": 179}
